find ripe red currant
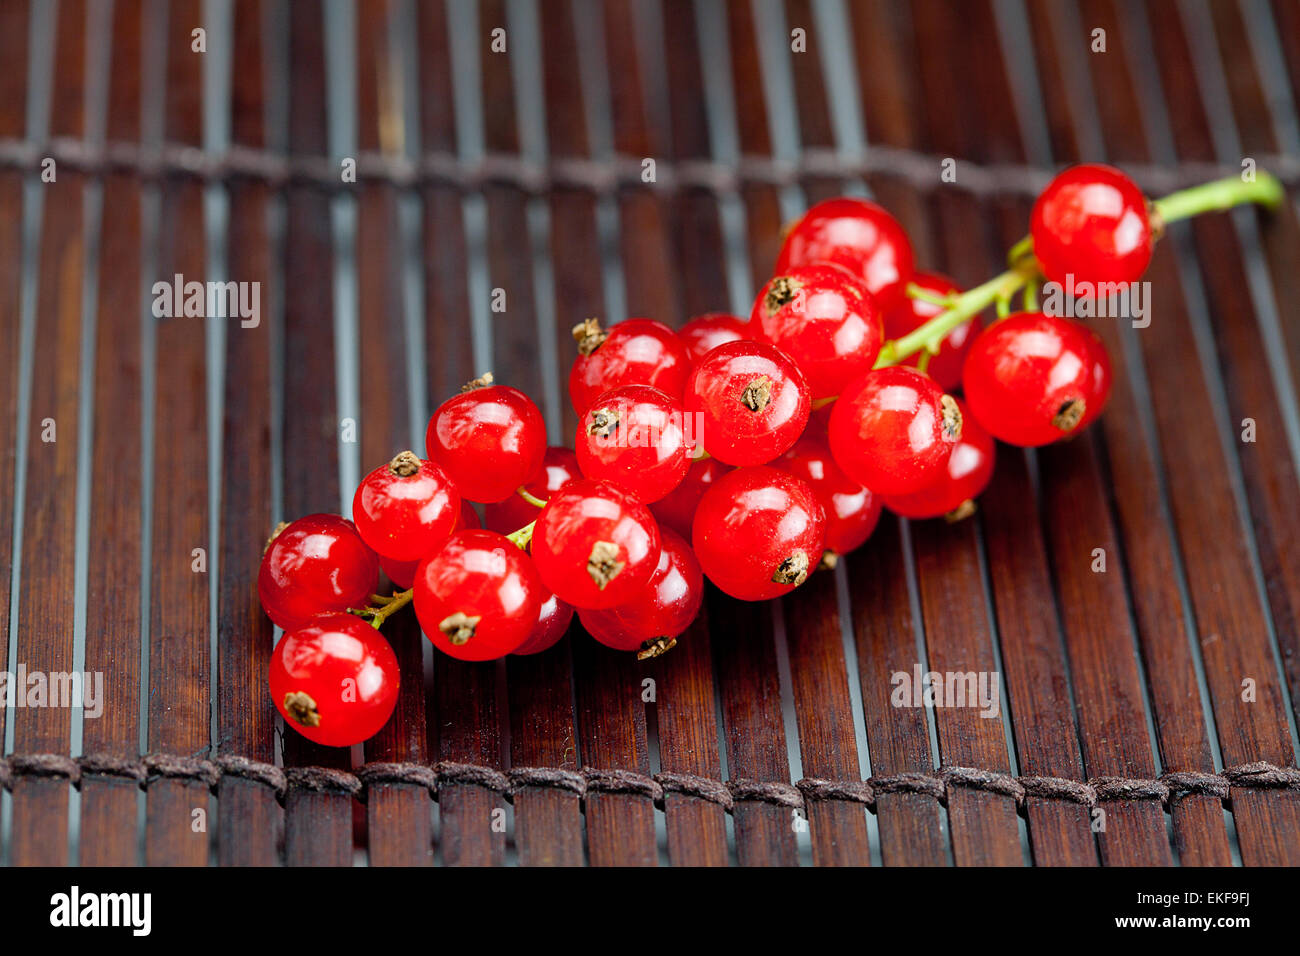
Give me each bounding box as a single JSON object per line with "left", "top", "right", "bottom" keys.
{"left": 426, "top": 377, "right": 547, "bottom": 504}
{"left": 881, "top": 398, "right": 996, "bottom": 521}
{"left": 685, "top": 340, "right": 811, "bottom": 465}
{"left": 576, "top": 385, "right": 691, "bottom": 503}
{"left": 775, "top": 197, "right": 915, "bottom": 309}
{"left": 379, "top": 499, "right": 480, "bottom": 588}
{"left": 412, "top": 529, "right": 545, "bottom": 661}
{"left": 649, "top": 456, "right": 732, "bottom": 540}
{"left": 827, "top": 366, "right": 962, "bottom": 496}
{"left": 485, "top": 446, "right": 581, "bottom": 535}
{"left": 774, "top": 436, "right": 881, "bottom": 562}
{"left": 351, "top": 451, "right": 461, "bottom": 561}
{"left": 679, "top": 312, "right": 750, "bottom": 364}
{"left": 569, "top": 318, "right": 691, "bottom": 416}
{"left": 531, "top": 478, "right": 661, "bottom": 609}
{"left": 1030, "top": 163, "right": 1152, "bottom": 290}
{"left": 269, "top": 613, "right": 400, "bottom": 747}
{"left": 692, "top": 465, "right": 825, "bottom": 601}
{"left": 883, "top": 271, "right": 981, "bottom": 391}
{"left": 579, "top": 528, "right": 703, "bottom": 658}
{"left": 1078, "top": 327, "right": 1113, "bottom": 431}
{"left": 752, "top": 263, "right": 883, "bottom": 399}
{"left": 258, "top": 514, "right": 380, "bottom": 630}
{"left": 511, "top": 590, "right": 575, "bottom": 656}
{"left": 961, "top": 312, "right": 1103, "bottom": 447}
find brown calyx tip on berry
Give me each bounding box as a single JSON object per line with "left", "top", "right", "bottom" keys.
{"left": 439, "top": 612, "right": 482, "bottom": 645}
{"left": 587, "top": 540, "right": 625, "bottom": 589}
{"left": 764, "top": 276, "right": 801, "bottom": 316}
{"left": 772, "top": 549, "right": 810, "bottom": 586}
{"left": 283, "top": 691, "right": 321, "bottom": 728}
{"left": 1052, "top": 398, "right": 1086, "bottom": 433}
{"left": 940, "top": 394, "right": 963, "bottom": 442}
{"left": 818, "top": 551, "right": 839, "bottom": 571}
{"left": 572, "top": 317, "right": 608, "bottom": 356}
{"left": 944, "top": 499, "right": 977, "bottom": 523}
{"left": 740, "top": 375, "right": 773, "bottom": 412}
{"left": 636, "top": 636, "right": 677, "bottom": 661}
{"left": 388, "top": 449, "right": 422, "bottom": 477}
{"left": 588, "top": 407, "right": 620, "bottom": 439}
{"left": 262, "top": 521, "right": 290, "bottom": 557}
{"left": 461, "top": 371, "right": 495, "bottom": 392}
{"left": 1146, "top": 200, "right": 1165, "bottom": 242}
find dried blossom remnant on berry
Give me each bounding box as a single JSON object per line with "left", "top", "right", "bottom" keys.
{"left": 388, "top": 449, "right": 421, "bottom": 477}
{"left": 637, "top": 636, "right": 677, "bottom": 661}
{"left": 939, "top": 394, "right": 963, "bottom": 442}
{"left": 588, "top": 407, "right": 620, "bottom": 440}
{"left": 572, "top": 317, "right": 608, "bottom": 356}
{"left": 740, "top": 376, "right": 773, "bottom": 413}
{"left": 587, "top": 540, "right": 625, "bottom": 589}
{"left": 439, "top": 612, "right": 482, "bottom": 645}
{"left": 764, "top": 276, "right": 801, "bottom": 316}
{"left": 818, "top": 551, "right": 838, "bottom": 571}
{"left": 262, "top": 521, "right": 290, "bottom": 557}
{"left": 772, "top": 550, "right": 810, "bottom": 586}
{"left": 945, "top": 499, "right": 977, "bottom": 523}
{"left": 1052, "top": 398, "right": 1085, "bottom": 433}
{"left": 283, "top": 691, "right": 321, "bottom": 728}
{"left": 461, "top": 371, "right": 495, "bottom": 392}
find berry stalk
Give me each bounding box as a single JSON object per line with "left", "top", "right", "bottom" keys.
{"left": 1151, "top": 171, "right": 1283, "bottom": 226}
{"left": 349, "top": 588, "right": 414, "bottom": 629}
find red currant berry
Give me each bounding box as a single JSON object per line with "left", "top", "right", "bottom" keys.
{"left": 412, "top": 529, "right": 545, "bottom": 661}
{"left": 258, "top": 514, "right": 380, "bottom": 630}
{"left": 379, "top": 554, "right": 418, "bottom": 590}
{"left": 1030, "top": 163, "right": 1152, "bottom": 290}
{"left": 883, "top": 272, "right": 981, "bottom": 391}
{"left": 961, "top": 312, "right": 1100, "bottom": 447}
{"left": 485, "top": 446, "right": 581, "bottom": 535}
{"left": 351, "top": 451, "right": 460, "bottom": 561}
{"left": 685, "top": 340, "right": 811, "bottom": 465}
{"left": 511, "top": 590, "right": 575, "bottom": 656}
{"left": 649, "top": 456, "right": 732, "bottom": 540}
{"left": 679, "top": 312, "right": 750, "bottom": 364}
{"left": 827, "top": 366, "right": 962, "bottom": 496}
{"left": 774, "top": 436, "right": 881, "bottom": 561}
{"left": 692, "top": 465, "right": 825, "bottom": 601}
{"left": 579, "top": 528, "right": 703, "bottom": 659}
{"left": 532, "top": 478, "right": 661, "bottom": 609}
{"left": 881, "top": 399, "right": 996, "bottom": 521}
{"left": 269, "top": 613, "right": 400, "bottom": 747}
{"left": 1078, "top": 327, "right": 1113, "bottom": 431}
{"left": 775, "top": 197, "right": 915, "bottom": 309}
{"left": 752, "top": 263, "right": 883, "bottom": 399}
{"left": 576, "top": 385, "right": 690, "bottom": 503}
{"left": 426, "top": 376, "right": 547, "bottom": 504}
{"left": 569, "top": 318, "right": 691, "bottom": 416}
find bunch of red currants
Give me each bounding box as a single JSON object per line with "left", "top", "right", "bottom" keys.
{"left": 258, "top": 163, "right": 1283, "bottom": 747}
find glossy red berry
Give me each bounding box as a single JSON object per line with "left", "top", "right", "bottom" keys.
{"left": 426, "top": 378, "right": 547, "bottom": 504}
{"left": 579, "top": 529, "right": 703, "bottom": 658}
{"left": 1030, "top": 163, "right": 1152, "bottom": 290}
{"left": 569, "top": 318, "right": 691, "bottom": 416}
{"left": 752, "top": 263, "right": 883, "bottom": 399}
{"left": 532, "top": 478, "right": 661, "bottom": 610}
{"left": 412, "top": 529, "right": 545, "bottom": 661}
{"left": 685, "top": 340, "right": 811, "bottom": 465}
{"left": 511, "top": 590, "right": 575, "bottom": 656}
{"left": 774, "top": 436, "right": 881, "bottom": 561}
{"left": 576, "top": 385, "right": 691, "bottom": 503}
{"left": 961, "top": 312, "right": 1102, "bottom": 447}
{"left": 883, "top": 272, "right": 981, "bottom": 391}
{"left": 775, "top": 197, "right": 915, "bottom": 309}
{"left": 1078, "top": 328, "right": 1113, "bottom": 431}
{"left": 269, "top": 613, "right": 400, "bottom": 747}
{"left": 352, "top": 451, "right": 460, "bottom": 561}
{"left": 679, "top": 312, "right": 750, "bottom": 364}
{"left": 485, "top": 446, "right": 581, "bottom": 535}
{"left": 881, "top": 399, "right": 996, "bottom": 520}
{"left": 258, "top": 514, "right": 380, "bottom": 630}
{"left": 379, "top": 499, "right": 480, "bottom": 589}
{"left": 649, "top": 456, "right": 732, "bottom": 540}
{"left": 827, "top": 366, "right": 962, "bottom": 496}
{"left": 692, "top": 466, "right": 825, "bottom": 601}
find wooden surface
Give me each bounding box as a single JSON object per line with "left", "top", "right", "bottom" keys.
{"left": 0, "top": 0, "right": 1298, "bottom": 866}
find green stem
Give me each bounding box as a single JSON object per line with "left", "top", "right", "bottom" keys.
{"left": 349, "top": 588, "right": 414, "bottom": 630}
{"left": 1023, "top": 281, "right": 1038, "bottom": 312}
{"left": 507, "top": 520, "right": 536, "bottom": 550}
{"left": 1152, "top": 171, "right": 1284, "bottom": 225}
{"left": 517, "top": 487, "right": 547, "bottom": 508}
{"left": 904, "top": 282, "right": 954, "bottom": 308}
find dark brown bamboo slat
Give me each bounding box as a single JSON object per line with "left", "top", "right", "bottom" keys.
{"left": 279, "top": 0, "right": 353, "bottom": 866}
{"left": 80, "top": 0, "right": 146, "bottom": 867}
{"left": 9, "top": 0, "right": 86, "bottom": 867}
{"left": 355, "top": 0, "right": 434, "bottom": 868}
